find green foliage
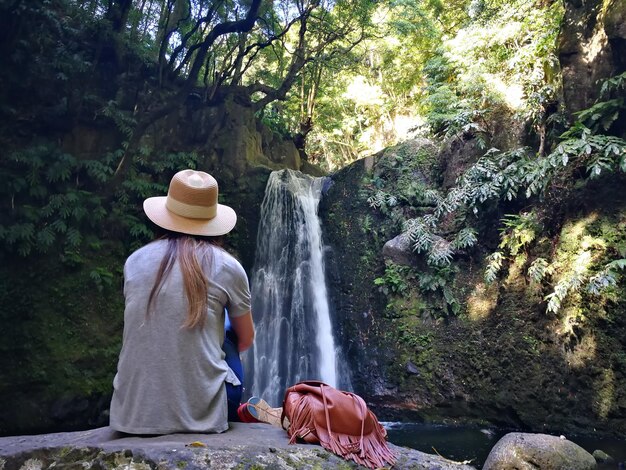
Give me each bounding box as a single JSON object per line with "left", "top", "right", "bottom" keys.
{"left": 577, "top": 71, "right": 626, "bottom": 133}
{"left": 101, "top": 101, "right": 136, "bottom": 141}
{"left": 418, "top": 265, "right": 461, "bottom": 316}
{"left": 415, "top": 0, "right": 563, "bottom": 146}
{"left": 375, "top": 263, "right": 413, "bottom": 295}
{"left": 375, "top": 262, "right": 460, "bottom": 318}
{"left": 89, "top": 266, "right": 115, "bottom": 292}
{"left": 586, "top": 259, "right": 626, "bottom": 296}
{"left": 545, "top": 271, "right": 586, "bottom": 315}
{"left": 528, "top": 257, "right": 552, "bottom": 283}
{"left": 0, "top": 139, "right": 201, "bottom": 259}
{"left": 0, "top": 145, "right": 111, "bottom": 256}
{"left": 484, "top": 251, "right": 504, "bottom": 284}
{"left": 536, "top": 211, "right": 626, "bottom": 315}
{"left": 367, "top": 70, "right": 625, "bottom": 318}
{"left": 367, "top": 191, "right": 398, "bottom": 212}
{"left": 498, "top": 212, "right": 541, "bottom": 256}
{"left": 256, "top": 107, "right": 291, "bottom": 139}
{"left": 396, "top": 72, "right": 626, "bottom": 274}
{"left": 453, "top": 227, "right": 478, "bottom": 250}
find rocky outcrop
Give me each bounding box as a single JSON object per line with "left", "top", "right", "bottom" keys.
{"left": 559, "top": 0, "right": 626, "bottom": 117}
{"left": 483, "top": 433, "right": 597, "bottom": 470}
{"left": 320, "top": 128, "right": 626, "bottom": 436}
{"left": 0, "top": 425, "right": 476, "bottom": 470}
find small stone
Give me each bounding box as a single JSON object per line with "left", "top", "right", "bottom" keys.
{"left": 592, "top": 449, "right": 614, "bottom": 463}
{"left": 406, "top": 361, "right": 420, "bottom": 375}
{"left": 382, "top": 233, "right": 414, "bottom": 266}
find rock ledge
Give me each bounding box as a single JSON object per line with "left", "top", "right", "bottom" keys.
{"left": 0, "top": 424, "right": 476, "bottom": 469}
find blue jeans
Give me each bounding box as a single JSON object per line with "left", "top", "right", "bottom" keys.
{"left": 223, "top": 316, "right": 243, "bottom": 421}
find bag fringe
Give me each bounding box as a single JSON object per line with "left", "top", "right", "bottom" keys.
{"left": 317, "top": 425, "right": 396, "bottom": 469}
{"left": 286, "top": 395, "right": 315, "bottom": 445}
{"left": 320, "top": 433, "right": 396, "bottom": 469}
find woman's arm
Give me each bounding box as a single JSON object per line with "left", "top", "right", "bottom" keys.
{"left": 229, "top": 311, "right": 255, "bottom": 352}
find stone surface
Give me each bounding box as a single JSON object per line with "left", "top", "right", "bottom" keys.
{"left": 558, "top": 0, "right": 623, "bottom": 117}
{"left": 0, "top": 424, "right": 477, "bottom": 470}
{"left": 482, "top": 432, "right": 597, "bottom": 470}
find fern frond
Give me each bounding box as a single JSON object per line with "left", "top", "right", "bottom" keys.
{"left": 452, "top": 227, "right": 477, "bottom": 249}
{"left": 484, "top": 251, "right": 503, "bottom": 284}
{"left": 428, "top": 238, "right": 454, "bottom": 266}
{"left": 528, "top": 257, "right": 552, "bottom": 282}
{"left": 405, "top": 218, "right": 434, "bottom": 253}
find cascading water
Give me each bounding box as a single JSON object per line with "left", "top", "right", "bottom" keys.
{"left": 245, "top": 169, "right": 351, "bottom": 406}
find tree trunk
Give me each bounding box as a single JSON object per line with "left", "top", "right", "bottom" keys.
{"left": 106, "top": 0, "right": 132, "bottom": 33}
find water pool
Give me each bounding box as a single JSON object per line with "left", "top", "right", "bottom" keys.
{"left": 384, "top": 422, "right": 626, "bottom": 469}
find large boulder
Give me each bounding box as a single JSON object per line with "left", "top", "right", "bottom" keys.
{"left": 0, "top": 424, "right": 477, "bottom": 470}
{"left": 482, "top": 432, "right": 597, "bottom": 470}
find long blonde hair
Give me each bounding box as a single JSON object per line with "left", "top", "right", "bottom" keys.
{"left": 146, "top": 234, "right": 218, "bottom": 329}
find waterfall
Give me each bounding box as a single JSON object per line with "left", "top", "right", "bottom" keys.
{"left": 244, "top": 169, "right": 351, "bottom": 406}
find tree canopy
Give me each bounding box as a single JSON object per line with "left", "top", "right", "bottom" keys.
{"left": 0, "top": 0, "right": 624, "bottom": 259}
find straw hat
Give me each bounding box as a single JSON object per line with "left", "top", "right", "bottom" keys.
{"left": 143, "top": 169, "right": 237, "bottom": 236}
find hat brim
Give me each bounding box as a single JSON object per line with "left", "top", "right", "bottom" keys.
{"left": 143, "top": 197, "right": 237, "bottom": 237}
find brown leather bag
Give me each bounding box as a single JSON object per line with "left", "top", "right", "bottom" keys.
{"left": 282, "top": 381, "right": 396, "bottom": 469}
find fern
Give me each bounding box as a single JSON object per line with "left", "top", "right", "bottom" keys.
{"left": 89, "top": 267, "right": 114, "bottom": 292}
{"left": 586, "top": 270, "right": 618, "bottom": 295}
{"left": 499, "top": 212, "right": 540, "bottom": 256}
{"left": 367, "top": 72, "right": 626, "bottom": 302}
{"left": 428, "top": 238, "right": 454, "bottom": 266}
{"left": 586, "top": 259, "right": 626, "bottom": 295}
{"left": 485, "top": 251, "right": 503, "bottom": 284}
{"left": 404, "top": 218, "right": 433, "bottom": 253}
{"left": 545, "top": 272, "right": 586, "bottom": 314}
{"left": 545, "top": 259, "right": 624, "bottom": 313}
{"left": 528, "top": 257, "right": 552, "bottom": 282}
{"left": 545, "top": 278, "right": 569, "bottom": 314}
{"left": 368, "top": 190, "right": 398, "bottom": 209}
{"left": 100, "top": 100, "right": 136, "bottom": 139}
{"left": 452, "top": 227, "right": 478, "bottom": 249}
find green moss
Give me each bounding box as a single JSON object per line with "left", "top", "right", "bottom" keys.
{"left": 0, "top": 247, "right": 124, "bottom": 434}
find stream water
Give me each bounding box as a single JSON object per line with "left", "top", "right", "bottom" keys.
{"left": 244, "top": 169, "right": 351, "bottom": 406}
{"left": 385, "top": 422, "right": 626, "bottom": 468}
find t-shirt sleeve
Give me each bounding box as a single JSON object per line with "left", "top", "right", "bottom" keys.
{"left": 224, "top": 258, "right": 251, "bottom": 318}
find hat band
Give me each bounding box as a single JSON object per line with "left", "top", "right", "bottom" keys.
{"left": 166, "top": 196, "right": 217, "bottom": 220}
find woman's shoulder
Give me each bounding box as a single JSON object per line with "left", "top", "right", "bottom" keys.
{"left": 125, "top": 240, "right": 167, "bottom": 267}
{"left": 212, "top": 246, "right": 247, "bottom": 278}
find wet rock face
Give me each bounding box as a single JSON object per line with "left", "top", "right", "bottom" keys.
{"left": 482, "top": 433, "right": 597, "bottom": 470}
{"left": 558, "top": 0, "right": 626, "bottom": 117}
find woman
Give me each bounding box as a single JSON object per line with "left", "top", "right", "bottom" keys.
{"left": 109, "top": 169, "right": 255, "bottom": 434}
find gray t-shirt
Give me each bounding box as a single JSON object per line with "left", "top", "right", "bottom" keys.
{"left": 109, "top": 239, "right": 251, "bottom": 434}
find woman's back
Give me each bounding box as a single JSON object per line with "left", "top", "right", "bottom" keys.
{"left": 109, "top": 238, "right": 250, "bottom": 434}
